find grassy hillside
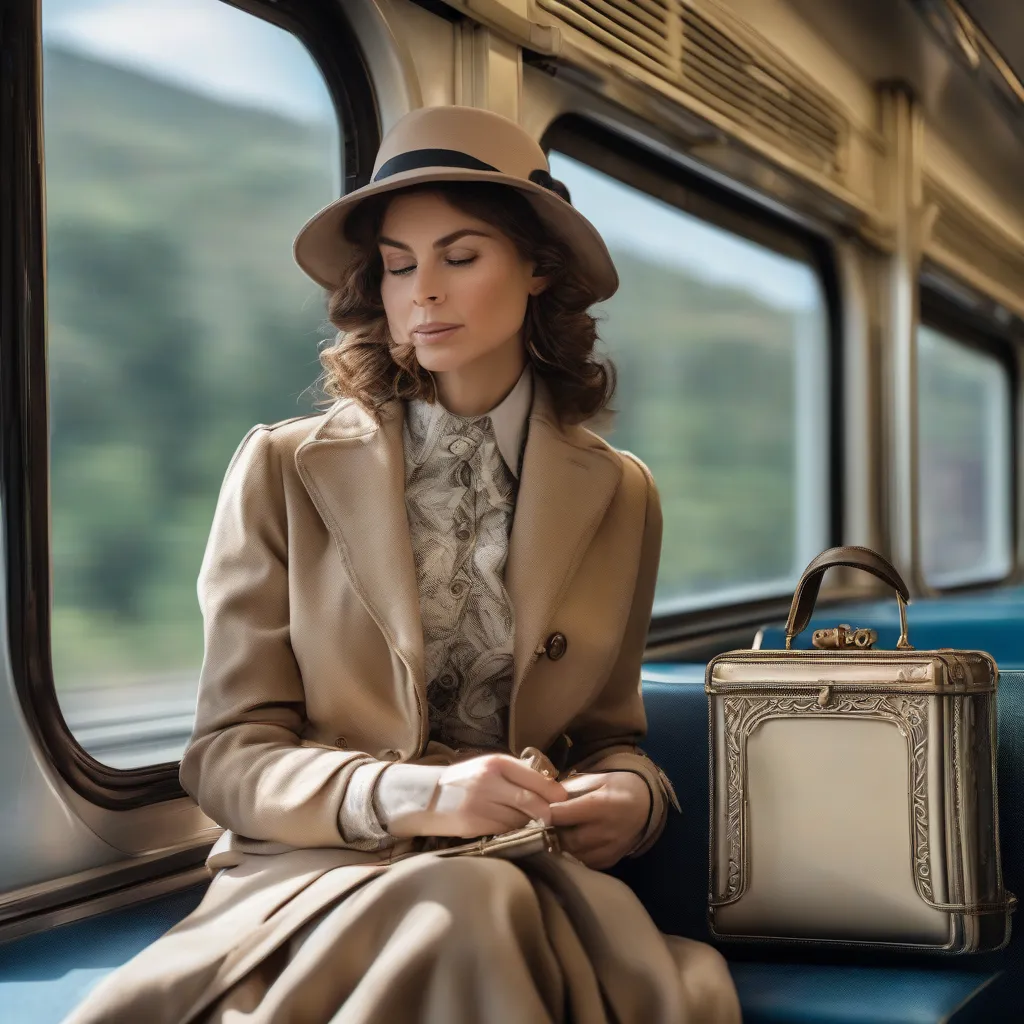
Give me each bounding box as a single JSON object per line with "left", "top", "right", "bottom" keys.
{"left": 42, "top": 46, "right": 813, "bottom": 685}
{"left": 44, "top": 45, "right": 337, "bottom": 422}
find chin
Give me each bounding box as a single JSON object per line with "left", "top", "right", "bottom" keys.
{"left": 413, "top": 346, "right": 473, "bottom": 374}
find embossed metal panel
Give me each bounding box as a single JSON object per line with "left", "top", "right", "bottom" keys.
{"left": 706, "top": 648, "right": 1013, "bottom": 952}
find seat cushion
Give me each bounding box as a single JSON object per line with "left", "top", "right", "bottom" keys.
{"left": 5, "top": 877, "right": 1006, "bottom": 1024}
{"left": 0, "top": 886, "right": 206, "bottom": 1024}
{"left": 730, "top": 962, "right": 1002, "bottom": 1023}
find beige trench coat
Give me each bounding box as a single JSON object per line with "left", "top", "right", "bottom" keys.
{"left": 65, "top": 379, "right": 741, "bottom": 1024}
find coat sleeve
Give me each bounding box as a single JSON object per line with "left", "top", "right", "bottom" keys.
{"left": 179, "top": 426, "right": 394, "bottom": 849}
{"left": 561, "top": 455, "right": 681, "bottom": 858}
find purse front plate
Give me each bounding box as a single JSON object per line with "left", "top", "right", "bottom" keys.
{"left": 706, "top": 649, "right": 1008, "bottom": 953}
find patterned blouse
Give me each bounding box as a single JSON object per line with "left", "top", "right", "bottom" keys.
{"left": 337, "top": 368, "right": 532, "bottom": 846}
{"left": 404, "top": 400, "right": 520, "bottom": 748}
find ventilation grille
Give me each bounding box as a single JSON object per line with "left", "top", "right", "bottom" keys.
{"left": 678, "top": 4, "right": 842, "bottom": 176}
{"left": 538, "top": 0, "right": 676, "bottom": 78}
{"left": 536, "top": 0, "right": 847, "bottom": 181}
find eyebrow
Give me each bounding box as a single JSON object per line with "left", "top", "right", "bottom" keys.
{"left": 378, "top": 228, "right": 491, "bottom": 252}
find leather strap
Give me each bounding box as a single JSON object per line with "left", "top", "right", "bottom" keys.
{"left": 786, "top": 545, "right": 910, "bottom": 642}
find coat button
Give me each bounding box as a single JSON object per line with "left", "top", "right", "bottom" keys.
{"left": 333, "top": 737, "right": 347, "bottom": 749}
{"left": 544, "top": 632, "right": 567, "bottom": 660}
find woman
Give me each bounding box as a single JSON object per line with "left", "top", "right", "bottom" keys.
{"left": 66, "top": 105, "right": 741, "bottom": 1024}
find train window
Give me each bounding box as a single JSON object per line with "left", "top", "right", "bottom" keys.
{"left": 42, "top": 0, "right": 342, "bottom": 769}
{"left": 917, "top": 324, "right": 1014, "bottom": 587}
{"left": 547, "top": 147, "right": 831, "bottom": 613}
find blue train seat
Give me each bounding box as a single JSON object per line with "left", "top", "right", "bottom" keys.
{"left": 618, "top": 664, "right": 1024, "bottom": 1022}
{"left": 2, "top": 596, "right": 1022, "bottom": 1023}
{"left": 0, "top": 886, "right": 206, "bottom": 1023}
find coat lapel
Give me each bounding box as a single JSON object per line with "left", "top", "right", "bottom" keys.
{"left": 294, "top": 400, "right": 425, "bottom": 700}
{"left": 293, "top": 384, "right": 622, "bottom": 755}
{"left": 506, "top": 381, "right": 622, "bottom": 737}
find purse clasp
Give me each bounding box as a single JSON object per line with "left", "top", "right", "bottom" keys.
{"left": 811, "top": 624, "right": 879, "bottom": 650}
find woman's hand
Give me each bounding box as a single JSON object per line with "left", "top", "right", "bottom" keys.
{"left": 431, "top": 754, "right": 569, "bottom": 837}
{"left": 549, "top": 771, "right": 651, "bottom": 870}
{"left": 381, "top": 754, "right": 568, "bottom": 839}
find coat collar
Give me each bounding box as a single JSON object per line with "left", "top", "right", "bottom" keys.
{"left": 293, "top": 377, "right": 622, "bottom": 753}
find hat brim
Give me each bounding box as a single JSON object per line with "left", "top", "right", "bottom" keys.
{"left": 292, "top": 166, "right": 619, "bottom": 302}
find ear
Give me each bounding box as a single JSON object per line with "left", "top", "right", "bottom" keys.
{"left": 528, "top": 269, "right": 550, "bottom": 296}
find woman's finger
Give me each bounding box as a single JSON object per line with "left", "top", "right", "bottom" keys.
{"left": 460, "top": 778, "right": 560, "bottom": 834}
{"left": 549, "top": 790, "right": 606, "bottom": 827}
{"left": 495, "top": 756, "right": 568, "bottom": 803}
{"left": 449, "top": 794, "right": 533, "bottom": 835}
{"left": 456, "top": 808, "right": 529, "bottom": 836}
{"left": 464, "top": 779, "right": 555, "bottom": 830}
{"left": 490, "top": 782, "right": 556, "bottom": 826}
{"left": 560, "top": 829, "right": 623, "bottom": 869}
{"left": 558, "top": 823, "right": 602, "bottom": 853}
{"left": 559, "top": 773, "right": 606, "bottom": 798}
{"left": 583, "top": 845, "right": 622, "bottom": 870}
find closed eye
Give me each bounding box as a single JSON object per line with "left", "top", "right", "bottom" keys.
{"left": 385, "top": 256, "right": 477, "bottom": 276}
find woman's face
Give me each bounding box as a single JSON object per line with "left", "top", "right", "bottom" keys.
{"left": 378, "top": 191, "right": 545, "bottom": 379}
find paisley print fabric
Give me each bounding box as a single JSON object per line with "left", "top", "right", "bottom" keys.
{"left": 403, "top": 398, "right": 519, "bottom": 750}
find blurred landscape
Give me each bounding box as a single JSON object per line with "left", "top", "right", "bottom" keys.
{"left": 45, "top": 46, "right": 338, "bottom": 688}
{"left": 44, "top": 46, "right": 816, "bottom": 716}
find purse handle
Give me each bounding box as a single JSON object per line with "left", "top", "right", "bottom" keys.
{"left": 785, "top": 545, "right": 913, "bottom": 650}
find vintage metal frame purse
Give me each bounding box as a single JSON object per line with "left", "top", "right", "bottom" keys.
{"left": 707, "top": 546, "right": 1016, "bottom": 953}
{"left": 390, "top": 821, "right": 560, "bottom": 864}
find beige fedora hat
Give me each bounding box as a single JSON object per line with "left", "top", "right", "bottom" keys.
{"left": 292, "top": 105, "right": 619, "bottom": 301}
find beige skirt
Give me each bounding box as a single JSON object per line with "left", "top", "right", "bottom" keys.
{"left": 66, "top": 850, "right": 741, "bottom": 1024}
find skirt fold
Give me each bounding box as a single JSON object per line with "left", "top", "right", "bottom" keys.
{"left": 67, "top": 851, "right": 742, "bottom": 1024}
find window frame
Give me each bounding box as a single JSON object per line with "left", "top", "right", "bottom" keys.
{"left": 1, "top": 0, "right": 379, "bottom": 809}
{"left": 541, "top": 116, "right": 843, "bottom": 642}
{"left": 916, "top": 285, "right": 1020, "bottom": 591}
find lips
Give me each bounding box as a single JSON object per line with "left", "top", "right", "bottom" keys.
{"left": 411, "top": 323, "right": 461, "bottom": 342}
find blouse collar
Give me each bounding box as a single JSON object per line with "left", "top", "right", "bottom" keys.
{"left": 405, "top": 364, "right": 533, "bottom": 479}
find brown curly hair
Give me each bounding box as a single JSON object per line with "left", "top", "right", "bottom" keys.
{"left": 317, "top": 180, "right": 615, "bottom": 426}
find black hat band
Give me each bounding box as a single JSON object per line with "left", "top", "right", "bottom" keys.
{"left": 372, "top": 149, "right": 571, "bottom": 204}
{"left": 373, "top": 149, "right": 499, "bottom": 179}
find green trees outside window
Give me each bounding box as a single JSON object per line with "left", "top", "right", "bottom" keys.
{"left": 43, "top": 1, "right": 339, "bottom": 765}
{"left": 549, "top": 153, "right": 830, "bottom": 613}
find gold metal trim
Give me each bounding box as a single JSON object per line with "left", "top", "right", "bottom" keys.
{"left": 812, "top": 625, "right": 879, "bottom": 650}
{"left": 897, "top": 593, "right": 913, "bottom": 649}
{"left": 705, "top": 649, "right": 997, "bottom": 695}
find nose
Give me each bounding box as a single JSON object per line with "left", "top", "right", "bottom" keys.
{"left": 411, "top": 260, "right": 445, "bottom": 306}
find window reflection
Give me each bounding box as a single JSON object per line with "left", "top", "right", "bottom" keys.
{"left": 918, "top": 325, "right": 1013, "bottom": 587}
{"left": 549, "top": 151, "right": 830, "bottom": 612}
{"left": 43, "top": 0, "right": 340, "bottom": 766}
